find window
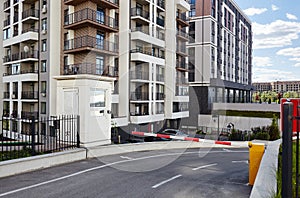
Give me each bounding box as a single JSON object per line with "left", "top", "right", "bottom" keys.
{"left": 41, "top": 102, "right": 46, "bottom": 114}
{"left": 96, "top": 7, "right": 105, "bottom": 23}
{"left": 41, "top": 18, "right": 47, "bottom": 31}
{"left": 96, "top": 56, "right": 104, "bottom": 75}
{"left": 41, "top": 60, "right": 46, "bottom": 72}
{"left": 41, "top": 81, "right": 46, "bottom": 94}
{"left": 12, "top": 64, "right": 20, "bottom": 75}
{"left": 96, "top": 32, "right": 104, "bottom": 49}
{"left": 42, "top": 40, "right": 47, "bottom": 51}
{"left": 3, "top": 28, "right": 10, "bottom": 40}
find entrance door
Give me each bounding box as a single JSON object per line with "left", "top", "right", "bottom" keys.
{"left": 63, "top": 88, "right": 79, "bottom": 115}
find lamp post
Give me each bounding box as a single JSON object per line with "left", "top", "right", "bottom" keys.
{"left": 212, "top": 113, "right": 220, "bottom": 136}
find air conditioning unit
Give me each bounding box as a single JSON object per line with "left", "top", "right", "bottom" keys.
{"left": 41, "top": 93, "right": 46, "bottom": 97}
{"left": 11, "top": 94, "right": 16, "bottom": 99}
{"left": 42, "top": 5, "right": 47, "bottom": 14}
{"left": 41, "top": 29, "right": 47, "bottom": 35}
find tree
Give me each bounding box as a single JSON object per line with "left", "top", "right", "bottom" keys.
{"left": 269, "top": 114, "right": 280, "bottom": 140}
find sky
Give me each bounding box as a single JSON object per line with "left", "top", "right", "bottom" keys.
{"left": 233, "top": 0, "right": 300, "bottom": 83}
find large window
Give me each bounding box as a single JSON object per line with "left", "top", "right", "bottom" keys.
{"left": 96, "top": 7, "right": 105, "bottom": 23}
{"left": 96, "top": 56, "right": 104, "bottom": 75}
{"left": 12, "top": 64, "right": 20, "bottom": 75}
{"left": 96, "top": 32, "right": 105, "bottom": 50}
{"left": 3, "top": 28, "right": 10, "bottom": 40}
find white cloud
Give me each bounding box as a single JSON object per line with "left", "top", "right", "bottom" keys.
{"left": 277, "top": 47, "right": 300, "bottom": 67}
{"left": 243, "top": 7, "right": 267, "bottom": 16}
{"left": 277, "top": 47, "right": 300, "bottom": 57}
{"left": 286, "top": 13, "right": 298, "bottom": 20}
{"left": 253, "top": 57, "right": 273, "bottom": 67}
{"left": 271, "top": 4, "right": 279, "bottom": 11}
{"left": 253, "top": 20, "right": 300, "bottom": 49}
{"left": 252, "top": 67, "right": 298, "bottom": 82}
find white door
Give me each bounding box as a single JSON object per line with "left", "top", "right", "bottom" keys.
{"left": 63, "top": 88, "right": 79, "bottom": 115}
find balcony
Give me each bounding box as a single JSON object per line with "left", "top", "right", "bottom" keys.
{"left": 3, "top": 69, "right": 38, "bottom": 77}
{"left": 130, "top": 48, "right": 165, "bottom": 59}
{"left": 64, "top": 8, "right": 118, "bottom": 32}
{"left": 3, "top": 0, "right": 10, "bottom": 12}
{"left": 132, "top": 26, "right": 150, "bottom": 35}
{"left": 3, "top": 51, "right": 38, "bottom": 64}
{"left": 130, "top": 92, "right": 149, "bottom": 101}
{"left": 3, "top": 109, "right": 10, "bottom": 117}
{"left": 157, "top": 0, "right": 165, "bottom": 10}
{"left": 176, "top": 13, "right": 189, "bottom": 27}
{"left": 156, "top": 74, "right": 164, "bottom": 82}
{"left": 130, "top": 71, "right": 149, "bottom": 81}
{"left": 177, "top": 30, "right": 189, "bottom": 41}
{"left": 64, "top": 63, "right": 118, "bottom": 77}
{"left": 64, "top": 0, "right": 119, "bottom": 9}
{"left": 156, "top": 17, "right": 165, "bottom": 27}
{"left": 3, "top": 18, "right": 10, "bottom": 27}
{"left": 64, "top": 36, "right": 118, "bottom": 55}
{"left": 21, "top": 91, "right": 38, "bottom": 100}
{"left": 176, "top": 45, "right": 188, "bottom": 56}
{"left": 22, "top": 9, "right": 39, "bottom": 23}
{"left": 11, "top": 92, "right": 18, "bottom": 99}
{"left": 156, "top": 92, "right": 164, "bottom": 100}
{"left": 176, "top": 60, "right": 188, "bottom": 71}
{"left": 21, "top": 111, "right": 38, "bottom": 119}
{"left": 3, "top": 92, "right": 10, "bottom": 99}
{"left": 131, "top": 8, "right": 150, "bottom": 24}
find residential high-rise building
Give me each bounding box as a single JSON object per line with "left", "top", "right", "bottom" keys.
{"left": 1, "top": 0, "right": 190, "bottom": 138}
{"left": 253, "top": 81, "right": 300, "bottom": 93}
{"left": 187, "top": 0, "right": 253, "bottom": 122}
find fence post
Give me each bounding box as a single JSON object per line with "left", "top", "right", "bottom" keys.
{"left": 31, "top": 116, "right": 36, "bottom": 155}
{"left": 77, "top": 115, "right": 80, "bottom": 148}
{"left": 282, "top": 101, "right": 293, "bottom": 198}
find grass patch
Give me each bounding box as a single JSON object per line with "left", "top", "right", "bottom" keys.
{"left": 276, "top": 142, "right": 300, "bottom": 197}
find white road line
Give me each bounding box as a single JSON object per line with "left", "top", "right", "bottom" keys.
{"left": 223, "top": 148, "right": 231, "bottom": 152}
{"left": 120, "top": 156, "right": 133, "bottom": 160}
{"left": 232, "top": 160, "right": 248, "bottom": 164}
{"left": 152, "top": 175, "right": 182, "bottom": 189}
{"left": 192, "top": 163, "right": 218, "bottom": 171}
{"left": 0, "top": 150, "right": 247, "bottom": 197}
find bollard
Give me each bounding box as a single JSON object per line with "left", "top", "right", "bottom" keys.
{"left": 248, "top": 142, "right": 265, "bottom": 185}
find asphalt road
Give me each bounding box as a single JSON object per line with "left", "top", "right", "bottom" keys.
{"left": 0, "top": 148, "right": 251, "bottom": 198}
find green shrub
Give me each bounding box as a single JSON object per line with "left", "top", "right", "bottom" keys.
{"left": 255, "top": 132, "right": 270, "bottom": 140}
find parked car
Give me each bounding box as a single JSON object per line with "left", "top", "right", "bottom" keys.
{"left": 144, "top": 129, "right": 188, "bottom": 142}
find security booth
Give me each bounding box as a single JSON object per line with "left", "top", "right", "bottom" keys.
{"left": 55, "top": 75, "right": 115, "bottom": 147}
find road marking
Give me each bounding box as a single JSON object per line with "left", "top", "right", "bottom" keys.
{"left": 152, "top": 175, "right": 182, "bottom": 189}
{"left": 232, "top": 160, "right": 248, "bottom": 164}
{"left": 192, "top": 163, "right": 218, "bottom": 171}
{"left": 120, "top": 156, "right": 133, "bottom": 160}
{"left": 0, "top": 150, "right": 247, "bottom": 197}
{"left": 223, "top": 148, "right": 231, "bottom": 152}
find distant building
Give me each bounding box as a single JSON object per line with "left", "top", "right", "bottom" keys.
{"left": 187, "top": 0, "right": 253, "bottom": 121}
{"left": 253, "top": 81, "right": 300, "bottom": 93}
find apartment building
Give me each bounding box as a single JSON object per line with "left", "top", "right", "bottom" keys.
{"left": 253, "top": 81, "right": 300, "bottom": 93}
{"left": 1, "top": 0, "right": 190, "bottom": 137}
{"left": 187, "top": 0, "right": 253, "bottom": 119}
{"left": 2, "top": 0, "right": 60, "bottom": 133}
{"left": 115, "top": 0, "right": 190, "bottom": 134}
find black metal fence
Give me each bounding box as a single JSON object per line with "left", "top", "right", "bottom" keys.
{"left": 0, "top": 115, "right": 80, "bottom": 162}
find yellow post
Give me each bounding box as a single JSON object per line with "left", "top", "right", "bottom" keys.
{"left": 248, "top": 142, "right": 265, "bottom": 186}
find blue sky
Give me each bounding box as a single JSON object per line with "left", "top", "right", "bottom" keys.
{"left": 234, "top": 0, "right": 300, "bottom": 82}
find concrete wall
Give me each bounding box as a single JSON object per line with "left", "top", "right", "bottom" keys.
{"left": 199, "top": 114, "right": 278, "bottom": 131}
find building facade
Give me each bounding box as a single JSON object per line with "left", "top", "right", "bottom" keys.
{"left": 1, "top": 0, "right": 190, "bottom": 138}
{"left": 253, "top": 81, "right": 300, "bottom": 93}
{"left": 187, "top": 0, "right": 253, "bottom": 119}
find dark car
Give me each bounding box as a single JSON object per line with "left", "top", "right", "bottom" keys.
{"left": 144, "top": 129, "right": 188, "bottom": 142}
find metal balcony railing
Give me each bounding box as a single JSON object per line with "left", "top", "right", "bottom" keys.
{"left": 177, "top": 30, "right": 189, "bottom": 40}
{"left": 22, "top": 28, "right": 39, "bottom": 34}
{"left": 21, "top": 111, "right": 38, "bottom": 119}
{"left": 157, "top": 0, "right": 165, "bottom": 9}
{"left": 156, "top": 92, "right": 164, "bottom": 100}
{"left": 64, "top": 36, "right": 118, "bottom": 53}
{"left": 130, "top": 92, "right": 149, "bottom": 101}
{"left": 3, "top": 92, "right": 10, "bottom": 99}
{"left": 3, "top": 18, "right": 10, "bottom": 27}
{"left": 130, "top": 71, "right": 149, "bottom": 80}
{"left": 64, "top": 63, "right": 118, "bottom": 77}
{"left": 156, "top": 74, "right": 164, "bottom": 82}
{"left": 3, "top": 0, "right": 10, "bottom": 10}
{"left": 130, "top": 48, "right": 165, "bottom": 59}
{"left": 131, "top": 8, "right": 150, "bottom": 20}
{"left": 21, "top": 91, "right": 38, "bottom": 99}
{"left": 3, "top": 69, "right": 38, "bottom": 76}
{"left": 21, "top": 50, "right": 39, "bottom": 59}
{"left": 132, "top": 26, "right": 150, "bottom": 35}
{"left": 156, "top": 17, "right": 165, "bottom": 27}
{"left": 22, "top": 9, "right": 39, "bottom": 19}
{"left": 64, "top": 8, "right": 118, "bottom": 30}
